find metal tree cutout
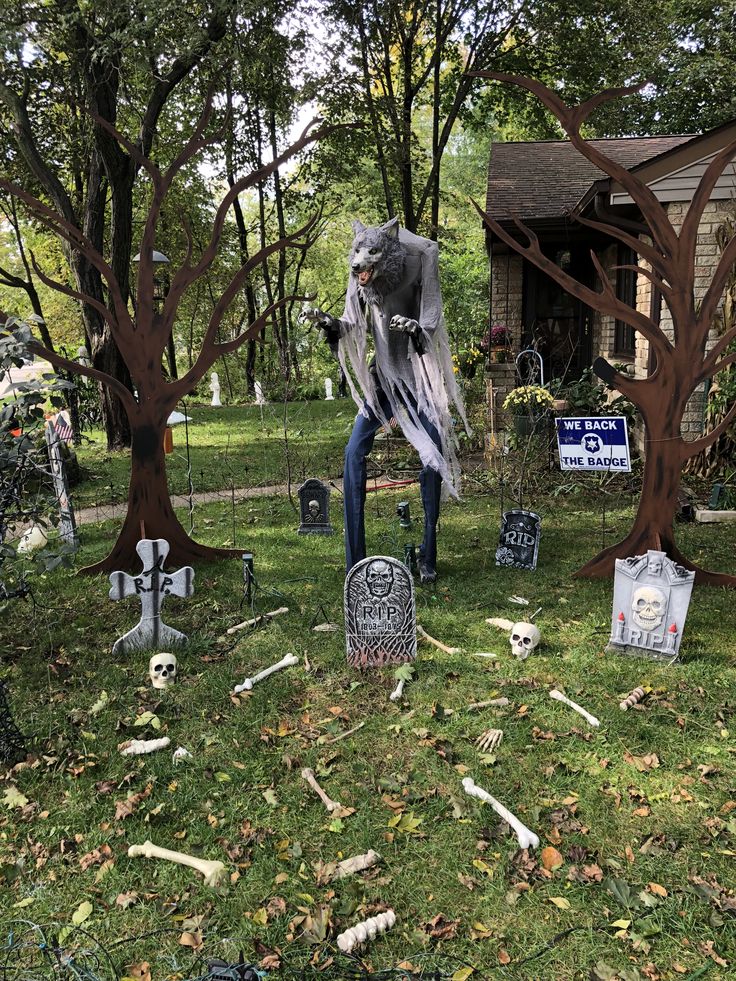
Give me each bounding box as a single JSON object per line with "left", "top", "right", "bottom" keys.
{"left": 473, "top": 73, "right": 736, "bottom": 587}
{"left": 0, "top": 97, "right": 333, "bottom": 574}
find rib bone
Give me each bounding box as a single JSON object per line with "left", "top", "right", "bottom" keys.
{"left": 301, "top": 767, "right": 343, "bottom": 813}
{"left": 227, "top": 606, "right": 289, "bottom": 635}
{"left": 417, "top": 624, "right": 461, "bottom": 655}
{"left": 462, "top": 777, "right": 539, "bottom": 850}
{"left": 337, "top": 910, "right": 396, "bottom": 953}
{"left": 233, "top": 652, "right": 298, "bottom": 693}
{"left": 127, "top": 839, "right": 226, "bottom": 887}
{"left": 549, "top": 688, "right": 600, "bottom": 727}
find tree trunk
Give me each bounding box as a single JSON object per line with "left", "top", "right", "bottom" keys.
{"left": 81, "top": 403, "right": 243, "bottom": 574}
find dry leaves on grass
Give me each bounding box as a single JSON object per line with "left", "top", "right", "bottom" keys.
{"left": 123, "top": 962, "right": 151, "bottom": 981}
{"left": 623, "top": 752, "right": 660, "bottom": 772}
{"left": 422, "top": 913, "right": 460, "bottom": 940}
{"left": 114, "top": 783, "right": 152, "bottom": 821}
{"left": 79, "top": 844, "right": 113, "bottom": 871}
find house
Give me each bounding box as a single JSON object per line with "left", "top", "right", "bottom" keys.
{"left": 485, "top": 121, "right": 736, "bottom": 438}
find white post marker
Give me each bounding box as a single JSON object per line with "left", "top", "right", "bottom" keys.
{"left": 549, "top": 688, "right": 600, "bottom": 727}
{"left": 233, "top": 652, "right": 298, "bottom": 693}
{"left": 462, "top": 777, "right": 539, "bottom": 850}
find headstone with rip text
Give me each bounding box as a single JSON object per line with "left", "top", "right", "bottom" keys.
{"left": 345, "top": 555, "right": 416, "bottom": 668}
{"left": 495, "top": 509, "right": 541, "bottom": 570}
{"left": 109, "top": 538, "right": 194, "bottom": 656}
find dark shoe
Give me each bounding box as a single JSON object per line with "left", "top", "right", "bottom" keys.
{"left": 418, "top": 559, "right": 436, "bottom": 584}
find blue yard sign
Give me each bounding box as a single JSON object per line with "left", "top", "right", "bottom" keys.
{"left": 555, "top": 416, "right": 631, "bottom": 472}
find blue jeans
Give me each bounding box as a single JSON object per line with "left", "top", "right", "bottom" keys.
{"left": 343, "top": 389, "right": 443, "bottom": 572}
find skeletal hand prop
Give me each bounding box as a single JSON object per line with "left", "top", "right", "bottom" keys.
{"left": 337, "top": 910, "right": 396, "bottom": 953}
{"left": 127, "top": 840, "right": 226, "bottom": 887}
{"left": 233, "top": 652, "right": 298, "bottom": 693}
{"left": 389, "top": 315, "right": 420, "bottom": 337}
{"left": 118, "top": 737, "right": 171, "bottom": 756}
{"left": 549, "top": 689, "right": 600, "bottom": 727}
{"left": 462, "top": 777, "right": 539, "bottom": 850}
{"left": 417, "top": 624, "right": 461, "bottom": 655}
{"left": 299, "top": 307, "right": 341, "bottom": 345}
{"left": 476, "top": 728, "right": 503, "bottom": 753}
{"left": 334, "top": 849, "right": 382, "bottom": 879}
{"left": 227, "top": 606, "right": 289, "bottom": 635}
{"left": 301, "top": 767, "right": 344, "bottom": 813}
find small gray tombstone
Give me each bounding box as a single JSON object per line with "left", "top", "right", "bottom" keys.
{"left": 109, "top": 538, "right": 194, "bottom": 656}
{"left": 44, "top": 419, "right": 79, "bottom": 549}
{"left": 607, "top": 550, "right": 694, "bottom": 661}
{"left": 345, "top": 555, "right": 416, "bottom": 668}
{"left": 298, "top": 478, "right": 333, "bottom": 535}
{"left": 495, "top": 509, "right": 541, "bottom": 570}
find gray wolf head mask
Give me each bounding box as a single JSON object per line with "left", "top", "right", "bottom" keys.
{"left": 349, "top": 218, "right": 406, "bottom": 305}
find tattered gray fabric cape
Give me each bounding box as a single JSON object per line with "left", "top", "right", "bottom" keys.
{"left": 337, "top": 224, "right": 470, "bottom": 496}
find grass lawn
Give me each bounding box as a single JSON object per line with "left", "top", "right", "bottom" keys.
{"left": 1, "top": 475, "right": 735, "bottom": 979}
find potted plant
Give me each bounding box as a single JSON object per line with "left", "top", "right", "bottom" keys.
{"left": 481, "top": 324, "right": 513, "bottom": 363}
{"left": 503, "top": 384, "right": 555, "bottom": 436}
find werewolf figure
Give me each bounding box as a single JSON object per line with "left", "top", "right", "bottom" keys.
{"left": 302, "top": 218, "right": 469, "bottom": 582}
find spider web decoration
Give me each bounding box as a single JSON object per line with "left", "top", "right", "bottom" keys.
{"left": 345, "top": 556, "right": 416, "bottom": 668}
{"left": 0, "top": 681, "right": 27, "bottom": 765}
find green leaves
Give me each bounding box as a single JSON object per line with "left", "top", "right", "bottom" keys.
{"left": 387, "top": 811, "right": 424, "bottom": 836}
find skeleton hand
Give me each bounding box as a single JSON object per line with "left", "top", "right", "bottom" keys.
{"left": 299, "top": 307, "right": 341, "bottom": 346}
{"left": 476, "top": 728, "right": 503, "bottom": 753}
{"left": 389, "top": 315, "right": 420, "bottom": 337}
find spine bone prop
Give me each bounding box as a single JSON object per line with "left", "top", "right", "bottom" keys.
{"left": 118, "top": 737, "right": 171, "bottom": 756}
{"left": 549, "top": 689, "right": 600, "bottom": 728}
{"left": 127, "top": 840, "right": 226, "bottom": 887}
{"left": 334, "top": 849, "right": 382, "bottom": 879}
{"left": 462, "top": 777, "right": 540, "bottom": 850}
{"left": 337, "top": 910, "right": 396, "bottom": 953}
{"left": 301, "top": 767, "right": 344, "bottom": 813}
{"left": 233, "top": 652, "right": 298, "bottom": 693}
{"left": 619, "top": 686, "right": 649, "bottom": 710}
{"left": 416, "top": 624, "right": 461, "bottom": 655}
{"left": 227, "top": 606, "right": 289, "bottom": 636}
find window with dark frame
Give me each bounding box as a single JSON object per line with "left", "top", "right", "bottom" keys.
{"left": 614, "top": 244, "right": 637, "bottom": 358}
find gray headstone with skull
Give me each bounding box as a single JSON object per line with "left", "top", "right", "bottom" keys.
{"left": 345, "top": 555, "right": 416, "bottom": 668}
{"left": 607, "top": 549, "right": 694, "bottom": 661}
{"left": 298, "top": 478, "right": 334, "bottom": 535}
{"left": 109, "top": 539, "right": 194, "bottom": 656}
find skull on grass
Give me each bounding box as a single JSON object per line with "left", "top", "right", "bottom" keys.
{"left": 149, "top": 652, "right": 178, "bottom": 689}
{"left": 631, "top": 586, "right": 666, "bottom": 632}
{"left": 509, "top": 622, "right": 541, "bottom": 660}
{"left": 366, "top": 559, "right": 394, "bottom": 598}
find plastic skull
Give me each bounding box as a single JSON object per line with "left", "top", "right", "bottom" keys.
{"left": 308, "top": 499, "right": 321, "bottom": 518}
{"left": 149, "top": 652, "right": 178, "bottom": 689}
{"left": 365, "top": 559, "right": 394, "bottom": 598}
{"left": 631, "top": 586, "right": 666, "bottom": 631}
{"left": 509, "top": 622, "right": 541, "bottom": 660}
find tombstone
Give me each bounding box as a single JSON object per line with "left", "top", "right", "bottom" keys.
{"left": 345, "top": 555, "right": 416, "bottom": 668}
{"left": 209, "top": 372, "right": 222, "bottom": 407}
{"left": 254, "top": 381, "right": 266, "bottom": 405}
{"left": 44, "top": 419, "right": 79, "bottom": 549}
{"left": 0, "top": 681, "right": 27, "bottom": 765}
{"left": 324, "top": 377, "right": 335, "bottom": 400}
{"left": 109, "top": 538, "right": 194, "bottom": 656}
{"left": 298, "top": 478, "right": 334, "bottom": 535}
{"left": 495, "top": 509, "right": 541, "bottom": 570}
{"left": 607, "top": 550, "right": 695, "bottom": 661}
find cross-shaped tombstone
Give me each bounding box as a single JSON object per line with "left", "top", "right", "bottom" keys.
{"left": 109, "top": 538, "right": 194, "bottom": 656}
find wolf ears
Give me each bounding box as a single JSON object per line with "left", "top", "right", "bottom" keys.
{"left": 351, "top": 219, "right": 367, "bottom": 235}
{"left": 380, "top": 216, "right": 400, "bottom": 238}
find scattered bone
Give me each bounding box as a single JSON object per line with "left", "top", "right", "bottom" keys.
{"left": 508, "top": 595, "right": 529, "bottom": 605}
{"left": 127, "top": 839, "right": 226, "bottom": 887}
{"left": 312, "top": 622, "right": 339, "bottom": 632}
{"left": 619, "top": 686, "right": 649, "bottom": 710}
{"left": 486, "top": 617, "right": 515, "bottom": 631}
{"left": 472, "top": 651, "right": 500, "bottom": 659}
{"left": 227, "top": 606, "right": 289, "bottom": 635}
{"left": 468, "top": 697, "right": 510, "bottom": 711}
{"left": 476, "top": 728, "right": 503, "bottom": 753}
{"left": 301, "top": 767, "right": 343, "bottom": 813}
{"left": 417, "top": 624, "right": 461, "bottom": 655}
{"left": 461, "top": 777, "right": 539, "bottom": 850}
{"left": 321, "top": 721, "right": 366, "bottom": 744}
{"left": 303, "top": 652, "right": 312, "bottom": 672}
{"left": 337, "top": 909, "right": 396, "bottom": 953}
{"left": 233, "top": 652, "right": 299, "bottom": 693}
{"left": 389, "top": 677, "right": 405, "bottom": 702}
{"left": 333, "top": 849, "right": 382, "bottom": 879}
{"left": 509, "top": 622, "right": 541, "bottom": 660}
{"left": 118, "top": 737, "right": 171, "bottom": 756}
{"left": 549, "top": 689, "right": 600, "bottom": 728}
{"left": 173, "top": 746, "right": 193, "bottom": 763}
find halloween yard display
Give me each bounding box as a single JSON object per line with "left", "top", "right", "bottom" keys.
{"left": 301, "top": 218, "right": 470, "bottom": 582}
{"left": 474, "top": 72, "right": 736, "bottom": 586}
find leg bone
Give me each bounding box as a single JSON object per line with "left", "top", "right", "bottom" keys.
{"left": 462, "top": 777, "right": 539, "bottom": 850}
{"left": 333, "top": 849, "right": 382, "bottom": 879}
{"left": 389, "top": 677, "right": 405, "bottom": 702}
{"left": 227, "top": 606, "right": 289, "bottom": 636}
{"left": 127, "top": 839, "right": 226, "bottom": 887}
{"left": 301, "top": 767, "right": 343, "bottom": 813}
{"left": 417, "top": 624, "right": 461, "bottom": 655}
{"left": 233, "top": 652, "right": 298, "bottom": 693}
{"left": 549, "top": 688, "right": 600, "bottom": 727}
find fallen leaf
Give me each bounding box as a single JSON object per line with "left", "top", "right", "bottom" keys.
{"left": 541, "top": 846, "right": 563, "bottom": 871}
{"left": 549, "top": 896, "right": 571, "bottom": 910}
{"left": 179, "top": 931, "right": 203, "bottom": 950}
{"left": 498, "top": 949, "right": 511, "bottom": 965}
{"left": 3, "top": 786, "right": 29, "bottom": 809}
{"left": 624, "top": 752, "right": 660, "bottom": 772}
{"left": 114, "top": 784, "right": 152, "bottom": 821}
{"left": 423, "top": 913, "right": 460, "bottom": 940}
{"left": 71, "top": 900, "right": 93, "bottom": 925}
{"left": 116, "top": 892, "right": 139, "bottom": 909}
{"left": 79, "top": 844, "right": 113, "bottom": 871}
{"left": 648, "top": 882, "right": 668, "bottom": 897}
{"left": 451, "top": 968, "right": 474, "bottom": 981}
{"left": 123, "top": 963, "right": 151, "bottom": 981}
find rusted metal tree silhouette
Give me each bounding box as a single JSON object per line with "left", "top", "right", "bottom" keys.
{"left": 0, "top": 97, "right": 332, "bottom": 573}
{"left": 474, "top": 73, "right": 736, "bottom": 587}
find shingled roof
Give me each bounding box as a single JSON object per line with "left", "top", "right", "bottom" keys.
{"left": 486, "top": 135, "right": 695, "bottom": 223}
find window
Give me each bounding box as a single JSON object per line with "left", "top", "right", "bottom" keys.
{"left": 614, "top": 244, "right": 637, "bottom": 358}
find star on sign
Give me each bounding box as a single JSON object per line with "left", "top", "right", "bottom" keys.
{"left": 583, "top": 435, "right": 602, "bottom": 453}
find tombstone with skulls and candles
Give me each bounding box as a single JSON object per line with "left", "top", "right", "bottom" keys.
{"left": 109, "top": 538, "right": 194, "bottom": 656}
{"left": 495, "top": 509, "right": 541, "bottom": 570}
{"left": 298, "top": 478, "right": 333, "bottom": 535}
{"left": 345, "top": 555, "right": 416, "bottom": 668}
{"left": 607, "top": 549, "right": 694, "bottom": 661}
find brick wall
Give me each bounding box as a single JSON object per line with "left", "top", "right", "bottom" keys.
{"left": 490, "top": 253, "right": 523, "bottom": 344}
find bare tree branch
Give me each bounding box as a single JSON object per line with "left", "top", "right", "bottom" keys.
{"left": 29, "top": 252, "right": 119, "bottom": 334}
{"left": 26, "top": 340, "right": 136, "bottom": 410}
{"left": 683, "top": 398, "right": 736, "bottom": 459}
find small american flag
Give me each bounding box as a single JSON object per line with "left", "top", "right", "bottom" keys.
{"left": 49, "top": 410, "right": 74, "bottom": 443}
